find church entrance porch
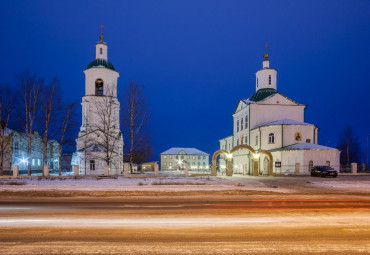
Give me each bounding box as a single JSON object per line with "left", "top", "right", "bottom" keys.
{"left": 212, "top": 145, "right": 273, "bottom": 177}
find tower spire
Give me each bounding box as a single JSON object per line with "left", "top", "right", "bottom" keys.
{"left": 99, "top": 24, "right": 104, "bottom": 41}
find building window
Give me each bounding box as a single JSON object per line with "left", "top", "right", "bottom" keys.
{"left": 32, "top": 159, "right": 35, "bottom": 166}
{"left": 237, "top": 120, "right": 239, "bottom": 132}
{"left": 306, "top": 139, "right": 311, "bottom": 143}
{"left": 245, "top": 116, "right": 248, "bottom": 129}
{"left": 100, "top": 48, "right": 102, "bottom": 54}
{"left": 198, "top": 155, "right": 201, "bottom": 159}
{"left": 237, "top": 139, "right": 239, "bottom": 146}
{"left": 241, "top": 118, "right": 244, "bottom": 130}
{"left": 169, "top": 155, "right": 172, "bottom": 159}
{"left": 203, "top": 156, "right": 205, "bottom": 159}
{"left": 295, "top": 132, "right": 302, "bottom": 141}
{"left": 192, "top": 162, "right": 195, "bottom": 166}
{"left": 38, "top": 159, "right": 41, "bottom": 166}
{"left": 164, "top": 155, "right": 167, "bottom": 159}
{"left": 269, "top": 75, "right": 271, "bottom": 85}
{"left": 176, "top": 155, "right": 178, "bottom": 159}
{"left": 181, "top": 155, "right": 184, "bottom": 159}
{"left": 309, "top": 160, "right": 313, "bottom": 170}
{"left": 14, "top": 142, "right": 19, "bottom": 155}
{"left": 90, "top": 160, "right": 95, "bottom": 170}
{"left": 255, "top": 136, "right": 258, "bottom": 146}
{"left": 95, "top": 79, "right": 104, "bottom": 96}
{"left": 192, "top": 156, "right": 195, "bottom": 159}
{"left": 268, "top": 133, "right": 275, "bottom": 144}
{"left": 187, "top": 156, "right": 190, "bottom": 159}
{"left": 326, "top": 161, "right": 330, "bottom": 166}
{"left": 245, "top": 136, "right": 248, "bottom": 144}
{"left": 164, "top": 162, "right": 167, "bottom": 166}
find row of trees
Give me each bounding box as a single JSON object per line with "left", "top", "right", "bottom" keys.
{"left": 0, "top": 71, "right": 151, "bottom": 176}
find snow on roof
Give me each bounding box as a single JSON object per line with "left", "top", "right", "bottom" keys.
{"left": 161, "top": 147, "right": 209, "bottom": 156}
{"left": 78, "top": 143, "right": 107, "bottom": 152}
{"left": 271, "top": 143, "right": 338, "bottom": 152}
{"left": 1, "top": 128, "right": 13, "bottom": 136}
{"left": 256, "top": 118, "right": 314, "bottom": 128}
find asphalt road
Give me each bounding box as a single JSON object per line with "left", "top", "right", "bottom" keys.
{"left": 0, "top": 199, "right": 370, "bottom": 254}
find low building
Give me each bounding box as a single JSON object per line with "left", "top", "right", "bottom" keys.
{"left": 0, "top": 128, "right": 60, "bottom": 174}
{"left": 160, "top": 148, "right": 209, "bottom": 170}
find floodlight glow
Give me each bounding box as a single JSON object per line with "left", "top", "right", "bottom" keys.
{"left": 226, "top": 154, "right": 233, "bottom": 159}
{"left": 254, "top": 154, "right": 260, "bottom": 159}
{"left": 20, "top": 158, "right": 28, "bottom": 164}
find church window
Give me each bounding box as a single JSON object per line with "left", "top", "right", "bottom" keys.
{"left": 326, "top": 161, "right": 330, "bottom": 167}
{"left": 176, "top": 155, "right": 178, "bottom": 159}
{"left": 187, "top": 156, "right": 190, "bottom": 159}
{"left": 295, "top": 132, "right": 302, "bottom": 141}
{"left": 309, "top": 160, "right": 313, "bottom": 170}
{"left": 90, "top": 160, "right": 95, "bottom": 170}
{"left": 306, "top": 139, "right": 311, "bottom": 143}
{"left": 164, "top": 155, "right": 167, "bottom": 159}
{"left": 169, "top": 155, "right": 172, "bottom": 159}
{"left": 268, "top": 133, "right": 275, "bottom": 144}
{"left": 192, "top": 156, "right": 195, "bottom": 159}
{"left": 269, "top": 75, "right": 271, "bottom": 85}
{"left": 170, "top": 162, "right": 172, "bottom": 166}
{"left": 32, "top": 159, "right": 35, "bottom": 166}
{"left": 245, "top": 136, "right": 248, "bottom": 144}
{"left": 95, "top": 79, "right": 104, "bottom": 96}
{"left": 164, "top": 162, "right": 167, "bottom": 166}
{"left": 181, "top": 155, "right": 184, "bottom": 159}
{"left": 241, "top": 118, "right": 244, "bottom": 130}
{"left": 245, "top": 116, "right": 248, "bottom": 129}
{"left": 237, "top": 139, "right": 239, "bottom": 146}
{"left": 237, "top": 120, "right": 239, "bottom": 132}
{"left": 100, "top": 48, "right": 102, "bottom": 54}
{"left": 198, "top": 155, "right": 201, "bottom": 159}
{"left": 255, "top": 135, "right": 258, "bottom": 146}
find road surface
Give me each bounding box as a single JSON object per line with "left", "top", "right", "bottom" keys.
{"left": 0, "top": 199, "right": 369, "bottom": 254}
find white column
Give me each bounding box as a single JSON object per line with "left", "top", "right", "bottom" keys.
{"left": 104, "top": 166, "right": 110, "bottom": 176}
{"left": 74, "top": 165, "right": 79, "bottom": 176}
{"left": 43, "top": 165, "right": 49, "bottom": 177}
{"left": 184, "top": 163, "right": 189, "bottom": 177}
{"left": 154, "top": 163, "right": 159, "bottom": 177}
{"left": 123, "top": 163, "right": 129, "bottom": 177}
{"left": 13, "top": 165, "right": 19, "bottom": 178}
{"left": 351, "top": 163, "right": 357, "bottom": 175}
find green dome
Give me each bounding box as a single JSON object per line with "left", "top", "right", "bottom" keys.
{"left": 249, "top": 88, "right": 277, "bottom": 102}
{"left": 87, "top": 59, "right": 115, "bottom": 71}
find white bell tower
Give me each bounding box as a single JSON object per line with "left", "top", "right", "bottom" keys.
{"left": 75, "top": 26, "right": 124, "bottom": 176}
{"left": 255, "top": 44, "right": 277, "bottom": 91}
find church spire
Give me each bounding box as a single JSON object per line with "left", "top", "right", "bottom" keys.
{"left": 96, "top": 25, "right": 108, "bottom": 60}
{"left": 255, "top": 44, "right": 277, "bottom": 91}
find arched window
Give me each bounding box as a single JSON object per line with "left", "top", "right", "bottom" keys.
{"left": 309, "top": 160, "right": 313, "bottom": 170}
{"left": 295, "top": 132, "right": 302, "bottom": 141}
{"left": 245, "top": 116, "right": 248, "bottom": 129}
{"left": 255, "top": 135, "right": 258, "bottom": 146}
{"left": 268, "top": 133, "right": 275, "bottom": 144}
{"left": 95, "top": 79, "right": 104, "bottom": 96}
{"left": 326, "top": 161, "right": 330, "bottom": 166}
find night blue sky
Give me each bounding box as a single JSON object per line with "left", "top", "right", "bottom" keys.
{"left": 1, "top": 0, "right": 370, "bottom": 161}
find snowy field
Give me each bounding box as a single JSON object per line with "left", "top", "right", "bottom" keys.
{"left": 0, "top": 175, "right": 369, "bottom": 197}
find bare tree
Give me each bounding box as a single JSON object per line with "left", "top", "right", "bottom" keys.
{"left": 122, "top": 81, "right": 150, "bottom": 173}
{"left": 57, "top": 101, "right": 78, "bottom": 176}
{"left": 16, "top": 72, "right": 42, "bottom": 176}
{"left": 337, "top": 125, "right": 362, "bottom": 165}
{"left": 0, "top": 85, "right": 15, "bottom": 175}
{"left": 90, "top": 87, "right": 122, "bottom": 172}
{"left": 38, "top": 78, "right": 62, "bottom": 174}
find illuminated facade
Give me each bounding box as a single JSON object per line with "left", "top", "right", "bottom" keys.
{"left": 160, "top": 148, "right": 209, "bottom": 170}
{"left": 219, "top": 53, "right": 340, "bottom": 175}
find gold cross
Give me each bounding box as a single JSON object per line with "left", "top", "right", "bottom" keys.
{"left": 99, "top": 24, "right": 104, "bottom": 41}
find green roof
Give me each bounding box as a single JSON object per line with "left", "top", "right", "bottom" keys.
{"left": 87, "top": 59, "right": 115, "bottom": 71}
{"left": 249, "top": 88, "right": 277, "bottom": 102}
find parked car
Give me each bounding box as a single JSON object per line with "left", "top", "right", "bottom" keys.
{"left": 310, "top": 166, "right": 338, "bottom": 178}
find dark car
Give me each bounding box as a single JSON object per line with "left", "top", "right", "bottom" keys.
{"left": 310, "top": 166, "right": 338, "bottom": 178}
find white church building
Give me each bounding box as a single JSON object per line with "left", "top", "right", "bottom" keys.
{"left": 73, "top": 31, "right": 124, "bottom": 175}
{"left": 218, "top": 51, "right": 340, "bottom": 176}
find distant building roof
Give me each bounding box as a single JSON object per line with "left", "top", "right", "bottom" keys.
{"left": 78, "top": 143, "right": 107, "bottom": 152}
{"left": 1, "top": 128, "right": 13, "bottom": 136}
{"left": 160, "top": 147, "right": 209, "bottom": 156}
{"left": 270, "top": 143, "right": 338, "bottom": 152}
{"left": 255, "top": 118, "right": 314, "bottom": 128}
{"left": 248, "top": 88, "right": 278, "bottom": 102}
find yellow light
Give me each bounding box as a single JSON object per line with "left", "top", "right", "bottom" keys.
{"left": 226, "top": 153, "right": 233, "bottom": 159}
{"left": 253, "top": 154, "right": 260, "bottom": 159}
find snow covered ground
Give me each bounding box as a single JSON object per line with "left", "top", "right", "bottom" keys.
{"left": 0, "top": 175, "right": 369, "bottom": 196}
